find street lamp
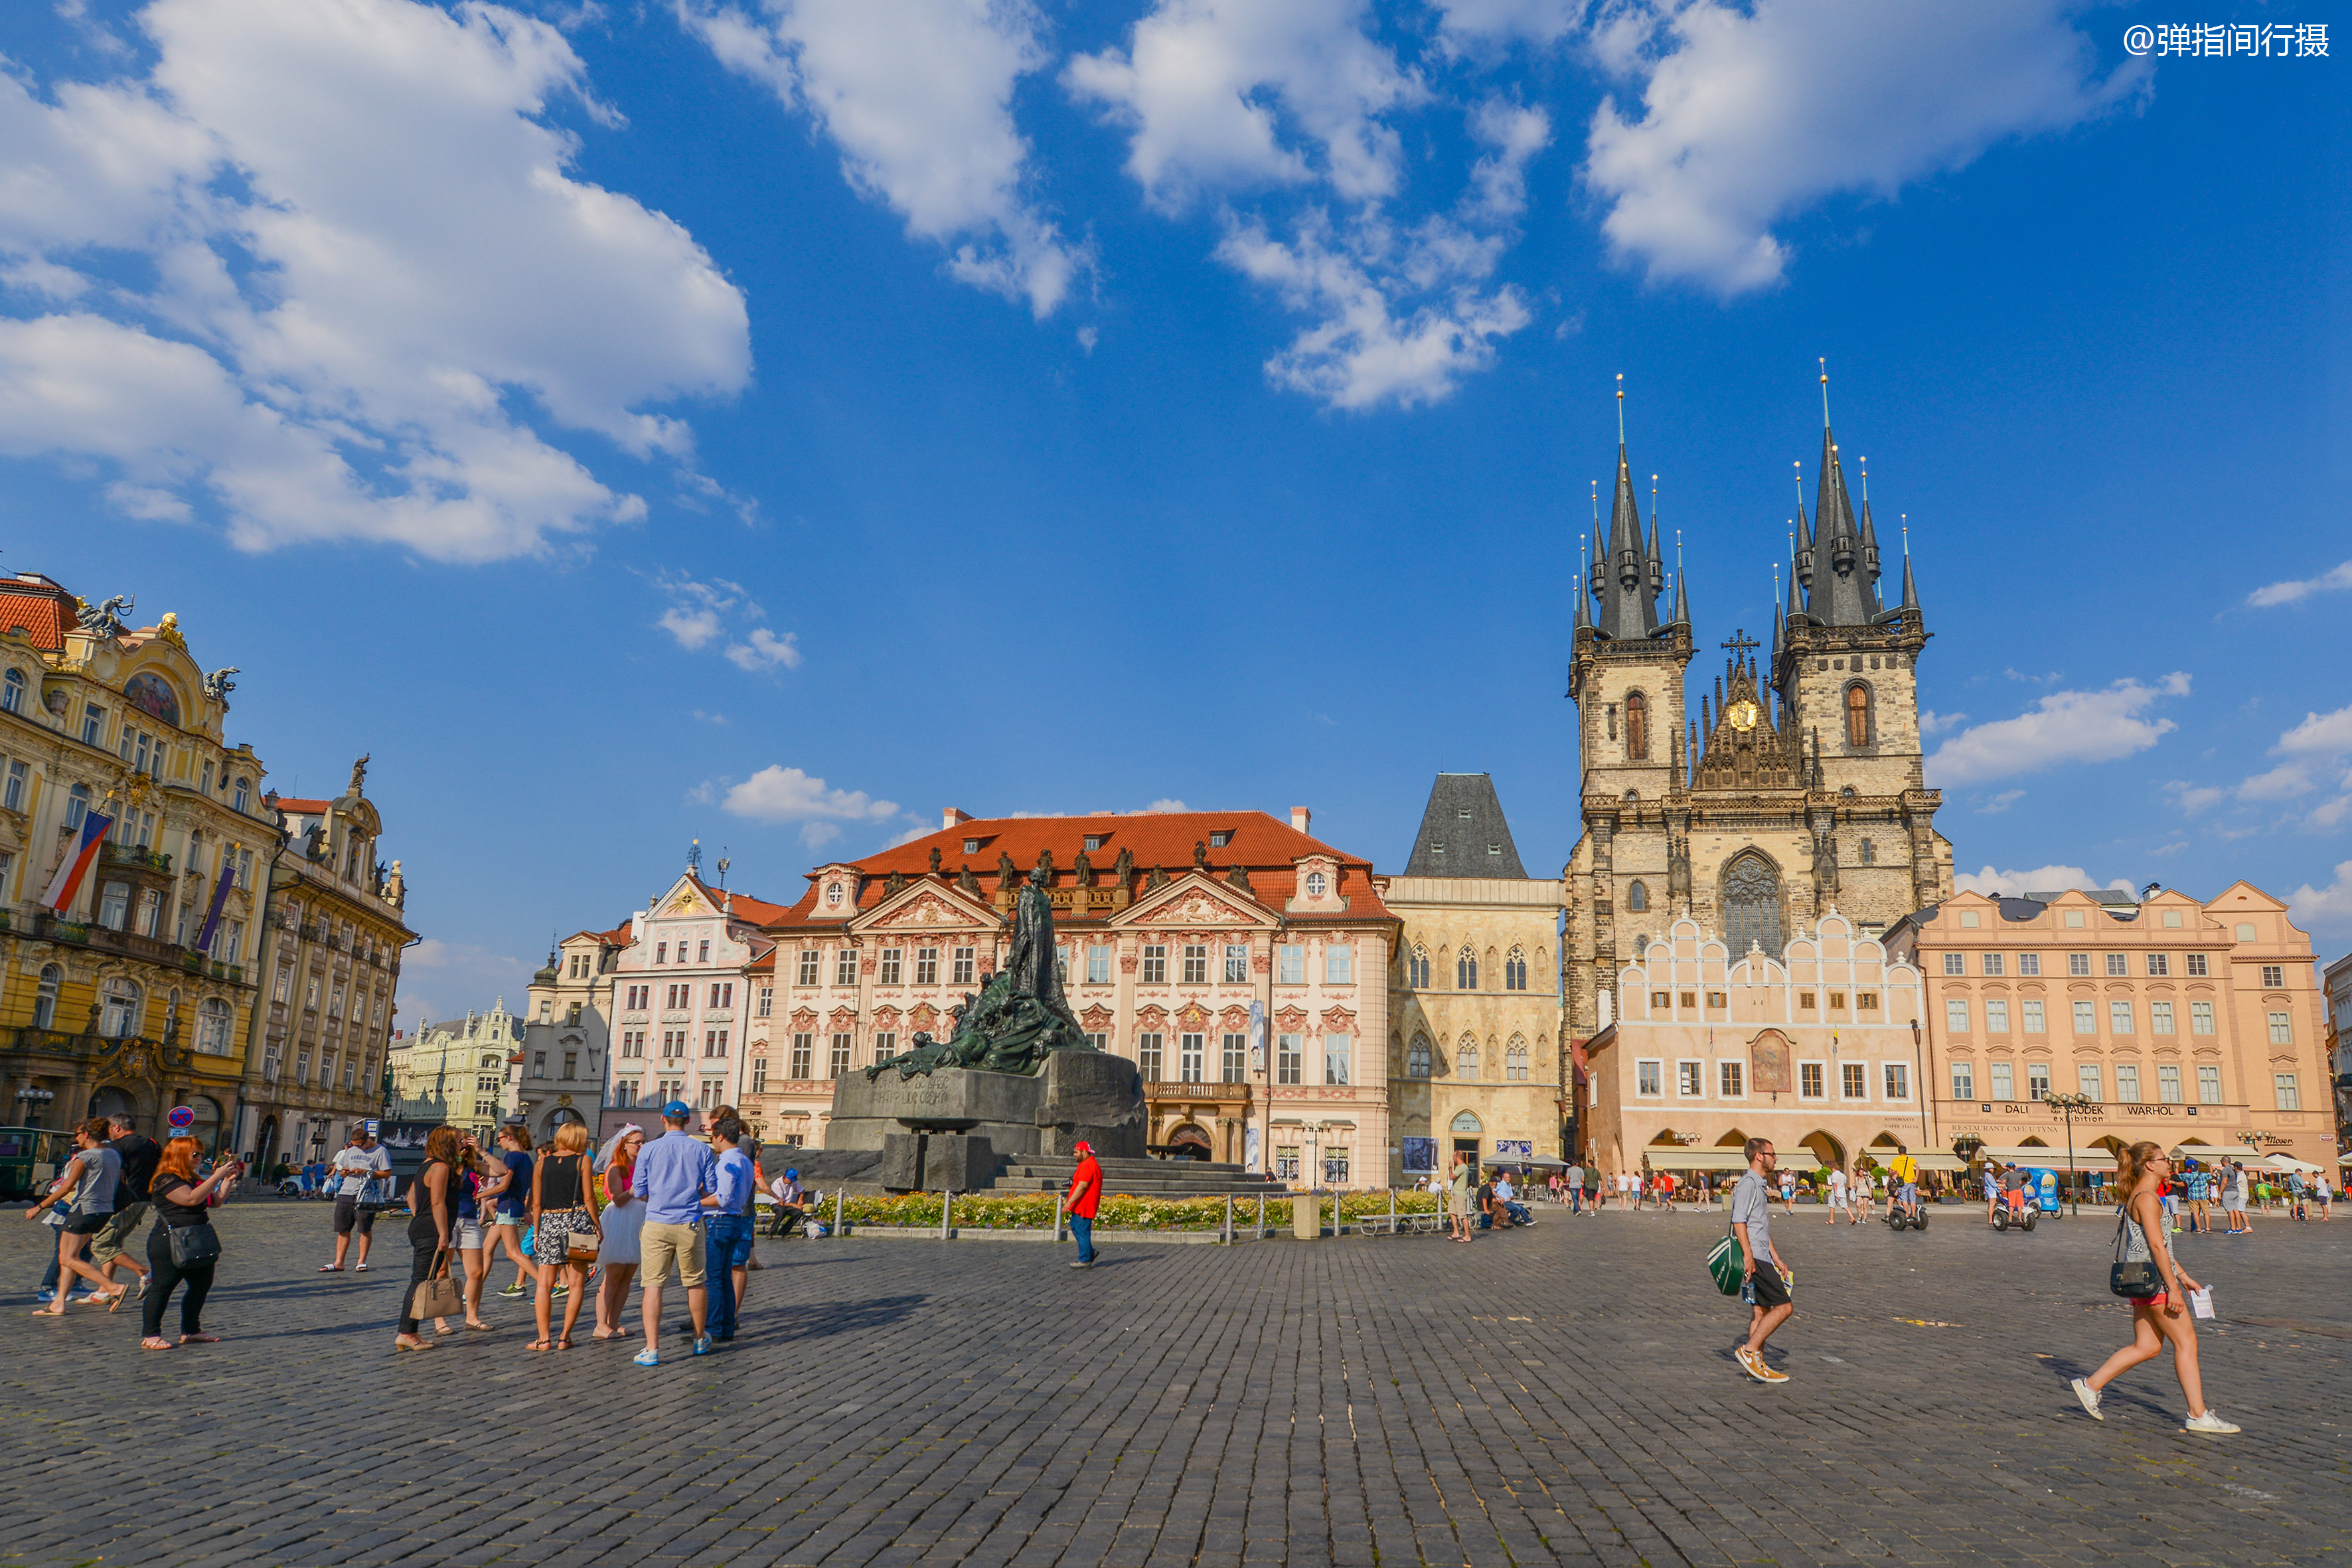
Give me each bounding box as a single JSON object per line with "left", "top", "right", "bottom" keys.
{"left": 15, "top": 1087, "right": 54, "bottom": 1127}
{"left": 2041, "top": 1091, "right": 2098, "bottom": 1217}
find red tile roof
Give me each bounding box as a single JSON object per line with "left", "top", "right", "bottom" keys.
{"left": 0, "top": 578, "right": 77, "bottom": 650}
{"left": 761, "top": 810, "right": 1390, "bottom": 929}
{"left": 686, "top": 874, "right": 797, "bottom": 928}
{"left": 274, "top": 797, "right": 333, "bottom": 815}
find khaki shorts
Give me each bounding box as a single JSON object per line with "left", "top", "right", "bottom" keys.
{"left": 640, "top": 1220, "right": 706, "bottom": 1288}
{"left": 90, "top": 1203, "right": 150, "bottom": 1267}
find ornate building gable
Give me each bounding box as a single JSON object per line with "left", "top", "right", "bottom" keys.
{"left": 1136, "top": 1003, "right": 1170, "bottom": 1032}
{"left": 1114, "top": 873, "right": 1275, "bottom": 932}
{"left": 907, "top": 1002, "right": 939, "bottom": 1032}
{"left": 1273, "top": 1005, "right": 1310, "bottom": 1033}
{"left": 851, "top": 880, "right": 998, "bottom": 935}
{"left": 1176, "top": 1001, "right": 1212, "bottom": 1031}
{"left": 1079, "top": 1003, "right": 1115, "bottom": 1032}
{"left": 826, "top": 1005, "right": 858, "bottom": 1029}
{"left": 1219, "top": 1004, "right": 1251, "bottom": 1032}
{"left": 1692, "top": 643, "right": 1799, "bottom": 793}
{"left": 1320, "top": 1005, "right": 1358, "bottom": 1034}
{"left": 656, "top": 876, "right": 716, "bottom": 920}
{"left": 787, "top": 1007, "right": 819, "bottom": 1030}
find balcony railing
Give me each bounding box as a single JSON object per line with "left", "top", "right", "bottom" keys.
{"left": 100, "top": 843, "right": 173, "bottom": 876}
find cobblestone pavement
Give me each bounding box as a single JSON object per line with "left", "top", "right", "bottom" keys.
{"left": 1, "top": 1198, "right": 2346, "bottom": 1567}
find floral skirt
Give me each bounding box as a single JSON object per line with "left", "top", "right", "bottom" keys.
{"left": 532, "top": 1208, "right": 596, "bottom": 1265}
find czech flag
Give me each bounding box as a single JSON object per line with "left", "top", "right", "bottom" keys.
{"left": 42, "top": 809, "right": 112, "bottom": 913}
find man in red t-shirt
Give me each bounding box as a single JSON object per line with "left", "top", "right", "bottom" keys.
{"left": 1066, "top": 1140, "right": 1103, "bottom": 1269}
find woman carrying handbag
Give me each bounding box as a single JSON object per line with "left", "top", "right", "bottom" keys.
{"left": 2071, "top": 1140, "right": 2237, "bottom": 1433}
{"left": 395, "top": 1127, "right": 461, "bottom": 1352}
{"left": 139, "top": 1136, "right": 242, "bottom": 1350}
{"left": 525, "top": 1123, "right": 600, "bottom": 1350}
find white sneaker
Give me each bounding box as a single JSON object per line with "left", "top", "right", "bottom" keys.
{"left": 2185, "top": 1410, "right": 2240, "bottom": 1435}
{"left": 2070, "top": 1377, "right": 2103, "bottom": 1421}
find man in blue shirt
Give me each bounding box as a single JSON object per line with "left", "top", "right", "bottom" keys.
{"left": 631, "top": 1101, "right": 719, "bottom": 1365}
{"left": 700, "top": 1117, "right": 757, "bottom": 1342}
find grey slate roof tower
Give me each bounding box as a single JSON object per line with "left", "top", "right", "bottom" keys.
{"left": 1405, "top": 774, "right": 1528, "bottom": 878}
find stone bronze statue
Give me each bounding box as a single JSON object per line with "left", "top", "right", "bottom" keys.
{"left": 868, "top": 863, "right": 1089, "bottom": 1080}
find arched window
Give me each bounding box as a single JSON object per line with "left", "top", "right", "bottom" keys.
{"left": 1407, "top": 1035, "right": 1433, "bottom": 1079}
{"left": 99, "top": 977, "right": 142, "bottom": 1038}
{"left": 1624, "top": 692, "right": 1649, "bottom": 759}
{"left": 1456, "top": 1037, "right": 1480, "bottom": 1081}
{"left": 1626, "top": 880, "right": 1648, "bottom": 913}
{"left": 197, "top": 998, "right": 232, "bottom": 1054}
{"left": 34, "top": 964, "right": 61, "bottom": 1030}
{"left": 1456, "top": 946, "right": 1478, "bottom": 990}
{"left": 1407, "top": 945, "right": 1429, "bottom": 988}
{"left": 1845, "top": 683, "right": 1872, "bottom": 747}
{"left": 1506, "top": 1037, "right": 1530, "bottom": 1081}
{"left": 1721, "top": 852, "right": 1784, "bottom": 960}
{"left": 1859, "top": 837, "right": 1875, "bottom": 865}
{"left": 1504, "top": 947, "right": 1528, "bottom": 990}
{"left": 0, "top": 668, "right": 22, "bottom": 714}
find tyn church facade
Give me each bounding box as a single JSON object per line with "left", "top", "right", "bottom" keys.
{"left": 1562, "top": 392, "right": 1954, "bottom": 1043}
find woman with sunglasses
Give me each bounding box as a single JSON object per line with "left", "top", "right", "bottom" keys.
{"left": 2071, "top": 1141, "right": 2236, "bottom": 1433}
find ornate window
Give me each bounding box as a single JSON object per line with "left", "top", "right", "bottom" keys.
{"left": 1844, "top": 683, "right": 1872, "bottom": 747}
{"left": 1455, "top": 945, "right": 1478, "bottom": 990}
{"left": 1858, "top": 838, "right": 1874, "bottom": 865}
{"left": 1406, "top": 945, "right": 1429, "bottom": 988}
{"left": 1456, "top": 1037, "right": 1480, "bottom": 1081}
{"left": 34, "top": 964, "right": 60, "bottom": 1030}
{"left": 0, "top": 668, "right": 20, "bottom": 714}
{"left": 1504, "top": 947, "right": 1528, "bottom": 990}
{"left": 1505, "top": 1037, "right": 1530, "bottom": 1081}
{"left": 1407, "top": 1035, "right": 1432, "bottom": 1078}
{"left": 99, "top": 977, "right": 143, "bottom": 1038}
{"left": 1721, "top": 852, "right": 1783, "bottom": 959}
{"left": 1626, "top": 880, "right": 1647, "bottom": 913}
{"left": 1624, "top": 691, "right": 1649, "bottom": 759}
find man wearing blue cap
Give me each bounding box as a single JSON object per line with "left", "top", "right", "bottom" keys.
{"left": 631, "top": 1101, "right": 719, "bottom": 1365}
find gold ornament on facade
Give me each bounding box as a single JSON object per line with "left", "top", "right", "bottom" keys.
{"left": 155, "top": 612, "right": 187, "bottom": 649}
{"left": 1727, "top": 699, "right": 1760, "bottom": 732}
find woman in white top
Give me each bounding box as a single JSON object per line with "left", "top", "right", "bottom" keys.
{"left": 2072, "top": 1140, "right": 2236, "bottom": 1433}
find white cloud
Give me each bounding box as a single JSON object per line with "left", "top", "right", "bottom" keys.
{"left": 1434, "top": 0, "right": 1581, "bottom": 50}
{"left": 1978, "top": 789, "right": 2024, "bottom": 814}
{"left": 1581, "top": 0, "right": 2142, "bottom": 293}
{"left": 1926, "top": 673, "right": 2188, "bottom": 787}
{"left": 2274, "top": 704, "right": 2352, "bottom": 759}
{"left": 2247, "top": 561, "right": 2352, "bottom": 608}
{"left": 659, "top": 607, "right": 724, "bottom": 650}
{"left": 722, "top": 765, "right": 900, "bottom": 831}
{"left": 0, "top": 0, "right": 750, "bottom": 561}
{"left": 1142, "top": 798, "right": 1188, "bottom": 813}
{"left": 1071, "top": 1, "right": 1542, "bottom": 410}
{"left": 2236, "top": 763, "right": 2314, "bottom": 803}
{"left": 2163, "top": 781, "right": 2225, "bottom": 817}
{"left": 1953, "top": 864, "right": 2131, "bottom": 899}
{"left": 400, "top": 937, "right": 534, "bottom": 1028}
{"left": 678, "top": 0, "right": 1085, "bottom": 316}
{"left": 691, "top": 709, "right": 728, "bottom": 724}
{"left": 725, "top": 627, "right": 803, "bottom": 671}
{"left": 1918, "top": 709, "right": 1968, "bottom": 736}
{"left": 2287, "top": 860, "right": 2352, "bottom": 940}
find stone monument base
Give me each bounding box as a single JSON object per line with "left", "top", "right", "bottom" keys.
{"left": 824, "top": 1049, "right": 1144, "bottom": 1189}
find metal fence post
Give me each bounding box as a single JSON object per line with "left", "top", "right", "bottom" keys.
{"left": 1054, "top": 1191, "right": 1065, "bottom": 1242}
{"left": 1256, "top": 1192, "right": 1265, "bottom": 1240}
{"left": 833, "top": 1187, "right": 844, "bottom": 1237}
{"left": 941, "top": 1189, "right": 953, "bottom": 1240}
{"left": 1223, "top": 1192, "right": 1233, "bottom": 1245}
{"left": 1387, "top": 1186, "right": 1396, "bottom": 1235}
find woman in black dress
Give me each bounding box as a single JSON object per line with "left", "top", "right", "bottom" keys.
{"left": 395, "top": 1125, "right": 459, "bottom": 1352}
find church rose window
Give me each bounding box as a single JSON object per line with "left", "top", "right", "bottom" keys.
{"left": 1721, "top": 852, "right": 1783, "bottom": 959}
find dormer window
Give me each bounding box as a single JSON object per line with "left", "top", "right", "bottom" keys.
{"left": 964, "top": 838, "right": 982, "bottom": 854}
{"left": 1209, "top": 830, "right": 1233, "bottom": 848}
{"left": 825, "top": 881, "right": 844, "bottom": 907}
{"left": 1084, "top": 833, "right": 1108, "bottom": 851}
{"left": 1305, "top": 872, "right": 1326, "bottom": 898}
{"left": 1430, "top": 840, "right": 1445, "bottom": 855}
{"left": 1456, "top": 806, "right": 1472, "bottom": 819}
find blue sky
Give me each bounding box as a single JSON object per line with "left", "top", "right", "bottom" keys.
{"left": 2, "top": 0, "right": 2344, "bottom": 1019}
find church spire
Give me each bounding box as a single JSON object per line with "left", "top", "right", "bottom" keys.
{"left": 1857, "top": 456, "right": 1883, "bottom": 611}
{"left": 1899, "top": 514, "right": 1921, "bottom": 613}
{"left": 1801, "top": 362, "right": 1875, "bottom": 627}
{"left": 1595, "top": 375, "right": 1662, "bottom": 641}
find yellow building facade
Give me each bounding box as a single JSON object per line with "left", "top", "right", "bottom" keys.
{"left": 1387, "top": 776, "right": 1567, "bottom": 1176}
{"left": 0, "top": 574, "right": 272, "bottom": 1150}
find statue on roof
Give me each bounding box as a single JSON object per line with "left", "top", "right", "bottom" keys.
{"left": 202, "top": 666, "right": 239, "bottom": 706}
{"left": 996, "top": 850, "right": 1019, "bottom": 890}
{"left": 1113, "top": 846, "right": 1133, "bottom": 886}
{"left": 349, "top": 754, "right": 369, "bottom": 795}
{"left": 928, "top": 845, "right": 942, "bottom": 874}
{"left": 957, "top": 862, "right": 979, "bottom": 896}
{"left": 76, "top": 594, "right": 134, "bottom": 639}
{"left": 1193, "top": 840, "right": 1208, "bottom": 872}
{"left": 868, "top": 862, "right": 1089, "bottom": 1080}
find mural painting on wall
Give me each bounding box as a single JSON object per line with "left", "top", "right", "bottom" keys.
{"left": 1749, "top": 1029, "right": 1793, "bottom": 1095}
{"left": 123, "top": 671, "right": 180, "bottom": 728}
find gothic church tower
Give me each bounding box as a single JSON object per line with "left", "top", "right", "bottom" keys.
{"left": 1562, "top": 375, "right": 1952, "bottom": 1047}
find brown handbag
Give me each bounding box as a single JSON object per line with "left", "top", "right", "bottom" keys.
{"left": 564, "top": 1154, "right": 602, "bottom": 1263}
{"left": 410, "top": 1249, "right": 461, "bottom": 1320}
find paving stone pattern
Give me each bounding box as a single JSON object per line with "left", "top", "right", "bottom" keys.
{"left": 1, "top": 1199, "right": 2346, "bottom": 1567}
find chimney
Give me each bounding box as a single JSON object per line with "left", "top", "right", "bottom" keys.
{"left": 943, "top": 807, "right": 973, "bottom": 829}
{"left": 1291, "top": 806, "right": 1311, "bottom": 834}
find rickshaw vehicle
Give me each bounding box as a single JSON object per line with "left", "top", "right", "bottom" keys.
{"left": 0, "top": 1126, "right": 74, "bottom": 1202}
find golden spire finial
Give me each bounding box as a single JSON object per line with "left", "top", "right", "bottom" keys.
{"left": 1819, "top": 356, "right": 1830, "bottom": 427}
{"left": 1615, "top": 372, "right": 1625, "bottom": 445}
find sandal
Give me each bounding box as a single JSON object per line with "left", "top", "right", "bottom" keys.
{"left": 318, "top": 1264, "right": 344, "bottom": 1273}
{"left": 556, "top": 1337, "right": 574, "bottom": 1350}
{"left": 30, "top": 1306, "right": 64, "bottom": 1316}
{"left": 179, "top": 1334, "right": 220, "bottom": 1344}
{"left": 393, "top": 1338, "right": 439, "bottom": 1352}
{"left": 528, "top": 1338, "right": 554, "bottom": 1352}
{"left": 141, "top": 1336, "right": 174, "bottom": 1350}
